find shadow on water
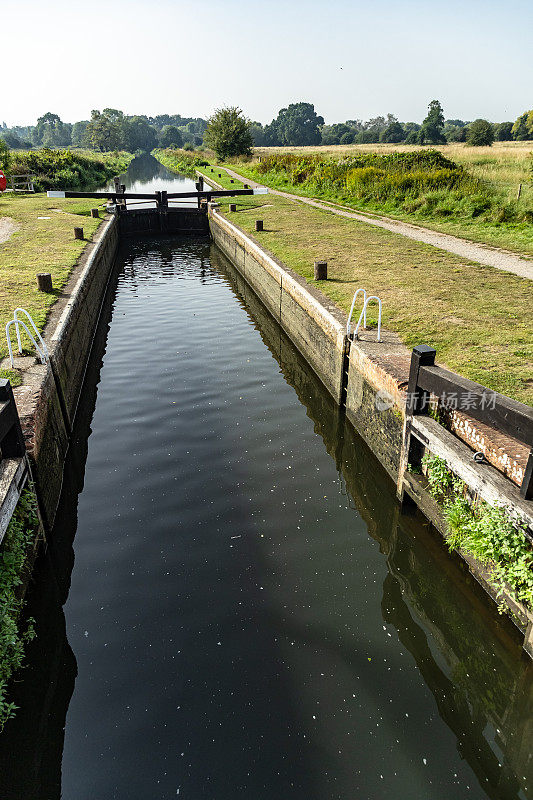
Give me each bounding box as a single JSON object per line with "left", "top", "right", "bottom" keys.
{"left": 0, "top": 234, "right": 531, "bottom": 799}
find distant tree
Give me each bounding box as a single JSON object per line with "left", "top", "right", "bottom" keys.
{"left": 71, "top": 120, "right": 89, "bottom": 147}
{"left": 494, "top": 121, "right": 513, "bottom": 141}
{"left": 339, "top": 131, "right": 355, "bottom": 145}
{"left": 0, "top": 138, "right": 11, "bottom": 172}
{"left": 466, "top": 119, "right": 495, "bottom": 146}
{"left": 86, "top": 109, "right": 124, "bottom": 151}
{"left": 33, "top": 112, "right": 71, "bottom": 147}
{"left": 418, "top": 100, "right": 446, "bottom": 144}
{"left": 511, "top": 110, "right": 533, "bottom": 141}
{"left": 159, "top": 125, "right": 183, "bottom": 148}
{"left": 204, "top": 106, "right": 254, "bottom": 160}
{"left": 445, "top": 125, "right": 468, "bottom": 142}
{"left": 380, "top": 121, "right": 406, "bottom": 143}
{"left": 273, "top": 102, "right": 324, "bottom": 146}
{"left": 1, "top": 132, "right": 23, "bottom": 148}
{"left": 122, "top": 116, "right": 158, "bottom": 152}
{"left": 321, "top": 123, "right": 353, "bottom": 146}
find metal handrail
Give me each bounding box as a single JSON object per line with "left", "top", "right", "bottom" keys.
{"left": 5, "top": 308, "right": 49, "bottom": 367}
{"left": 353, "top": 295, "right": 382, "bottom": 343}
{"left": 347, "top": 288, "right": 367, "bottom": 336}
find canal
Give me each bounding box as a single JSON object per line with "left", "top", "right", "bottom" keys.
{"left": 0, "top": 154, "right": 531, "bottom": 799}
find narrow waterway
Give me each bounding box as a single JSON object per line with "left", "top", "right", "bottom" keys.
{"left": 0, "top": 156, "right": 531, "bottom": 799}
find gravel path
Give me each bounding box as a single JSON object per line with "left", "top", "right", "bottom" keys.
{"left": 223, "top": 167, "right": 533, "bottom": 281}
{"left": 0, "top": 217, "right": 18, "bottom": 244}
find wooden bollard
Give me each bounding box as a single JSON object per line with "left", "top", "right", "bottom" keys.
{"left": 37, "top": 273, "right": 53, "bottom": 293}
{"left": 74, "top": 227, "right": 84, "bottom": 240}
{"left": 218, "top": 173, "right": 222, "bottom": 178}
{"left": 243, "top": 184, "right": 249, "bottom": 189}
{"left": 91, "top": 208, "right": 99, "bottom": 218}
{"left": 229, "top": 204, "right": 237, "bottom": 212}
{"left": 230, "top": 179, "right": 234, "bottom": 183}
{"left": 314, "top": 261, "right": 328, "bottom": 280}
{"left": 255, "top": 220, "right": 263, "bottom": 231}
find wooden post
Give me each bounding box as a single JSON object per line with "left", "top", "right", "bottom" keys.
{"left": 91, "top": 208, "right": 99, "bottom": 218}
{"left": 218, "top": 173, "right": 222, "bottom": 178}
{"left": 521, "top": 447, "right": 533, "bottom": 500}
{"left": 517, "top": 183, "right": 522, "bottom": 201}
{"left": 113, "top": 176, "right": 120, "bottom": 193}
{"left": 74, "top": 227, "right": 84, "bottom": 240}
{"left": 398, "top": 345, "right": 437, "bottom": 504}
{"left": 230, "top": 179, "right": 234, "bottom": 184}
{"left": 255, "top": 220, "right": 263, "bottom": 231}
{"left": 314, "top": 261, "right": 327, "bottom": 280}
{"left": 36, "top": 273, "right": 53, "bottom": 293}
{"left": 0, "top": 379, "right": 26, "bottom": 457}
{"left": 229, "top": 204, "right": 237, "bottom": 212}
{"left": 243, "top": 184, "right": 249, "bottom": 189}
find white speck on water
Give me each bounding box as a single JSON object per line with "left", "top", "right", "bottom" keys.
{"left": 423, "top": 758, "right": 427, "bottom": 765}
{"left": 84, "top": 631, "right": 88, "bottom": 637}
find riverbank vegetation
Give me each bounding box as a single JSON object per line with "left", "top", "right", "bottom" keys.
{"left": 226, "top": 145, "right": 533, "bottom": 257}
{"left": 152, "top": 147, "right": 209, "bottom": 177}
{"left": 2, "top": 149, "right": 133, "bottom": 192}
{"left": 423, "top": 454, "right": 533, "bottom": 613}
{"left": 0, "top": 192, "right": 102, "bottom": 385}
{"left": 0, "top": 489, "right": 40, "bottom": 730}
{"left": 211, "top": 191, "right": 532, "bottom": 405}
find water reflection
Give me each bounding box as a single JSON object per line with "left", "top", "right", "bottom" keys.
{"left": 105, "top": 152, "right": 198, "bottom": 209}
{"left": 0, "top": 232, "right": 531, "bottom": 797}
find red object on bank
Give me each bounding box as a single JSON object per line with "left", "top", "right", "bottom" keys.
{"left": 0, "top": 171, "right": 7, "bottom": 192}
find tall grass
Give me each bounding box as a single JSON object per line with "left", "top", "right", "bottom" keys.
{"left": 253, "top": 150, "right": 533, "bottom": 224}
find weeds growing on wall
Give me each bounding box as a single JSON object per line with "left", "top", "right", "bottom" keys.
{"left": 152, "top": 147, "right": 209, "bottom": 177}
{"left": 252, "top": 151, "right": 533, "bottom": 225}
{"left": 7, "top": 149, "right": 133, "bottom": 192}
{"left": 0, "top": 488, "right": 40, "bottom": 730}
{"left": 422, "top": 453, "right": 533, "bottom": 612}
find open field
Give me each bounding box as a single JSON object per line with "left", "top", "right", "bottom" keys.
{"left": 0, "top": 192, "right": 103, "bottom": 385}
{"left": 227, "top": 142, "right": 533, "bottom": 257}
{"left": 208, "top": 190, "right": 532, "bottom": 405}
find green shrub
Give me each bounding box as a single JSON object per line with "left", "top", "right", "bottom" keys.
{"left": 423, "top": 454, "right": 533, "bottom": 611}
{"left": 7, "top": 148, "right": 132, "bottom": 191}
{"left": 0, "top": 488, "right": 40, "bottom": 730}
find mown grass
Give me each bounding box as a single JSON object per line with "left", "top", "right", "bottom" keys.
{"left": 197, "top": 164, "right": 245, "bottom": 191}
{"left": 0, "top": 192, "right": 103, "bottom": 385}
{"left": 228, "top": 142, "right": 533, "bottom": 257}
{"left": 220, "top": 191, "right": 532, "bottom": 405}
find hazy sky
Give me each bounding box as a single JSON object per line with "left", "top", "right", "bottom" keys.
{"left": 4, "top": 0, "right": 532, "bottom": 127}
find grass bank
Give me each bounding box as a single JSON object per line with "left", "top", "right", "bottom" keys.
{"left": 8, "top": 149, "right": 133, "bottom": 192}
{"left": 227, "top": 143, "right": 533, "bottom": 257}
{"left": 152, "top": 147, "right": 210, "bottom": 177}
{"left": 0, "top": 192, "right": 104, "bottom": 385}
{"left": 215, "top": 191, "right": 532, "bottom": 405}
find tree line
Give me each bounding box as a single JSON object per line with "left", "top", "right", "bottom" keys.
{"left": 2, "top": 100, "right": 533, "bottom": 157}
{"left": 0, "top": 110, "right": 206, "bottom": 153}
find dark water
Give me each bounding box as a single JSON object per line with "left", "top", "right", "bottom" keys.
{"left": 0, "top": 161, "right": 531, "bottom": 799}
{"left": 105, "top": 152, "right": 199, "bottom": 208}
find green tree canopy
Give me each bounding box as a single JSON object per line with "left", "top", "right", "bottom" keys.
{"left": 0, "top": 138, "right": 11, "bottom": 173}
{"left": 159, "top": 125, "right": 183, "bottom": 148}
{"left": 204, "top": 107, "right": 253, "bottom": 160}
{"left": 494, "top": 121, "right": 513, "bottom": 141}
{"left": 466, "top": 119, "right": 495, "bottom": 147}
{"left": 380, "top": 121, "right": 406, "bottom": 143}
{"left": 122, "top": 116, "right": 158, "bottom": 152}
{"left": 418, "top": 100, "right": 446, "bottom": 144}
{"left": 274, "top": 102, "right": 324, "bottom": 146}
{"left": 86, "top": 109, "right": 124, "bottom": 151}
{"left": 511, "top": 110, "right": 533, "bottom": 141}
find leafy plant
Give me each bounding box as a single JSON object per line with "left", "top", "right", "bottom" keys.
{"left": 0, "top": 488, "right": 40, "bottom": 730}
{"left": 422, "top": 454, "right": 533, "bottom": 611}
{"left": 152, "top": 147, "right": 208, "bottom": 176}
{"left": 8, "top": 148, "right": 133, "bottom": 191}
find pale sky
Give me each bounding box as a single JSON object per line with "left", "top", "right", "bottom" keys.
{"left": 3, "top": 0, "right": 532, "bottom": 127}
